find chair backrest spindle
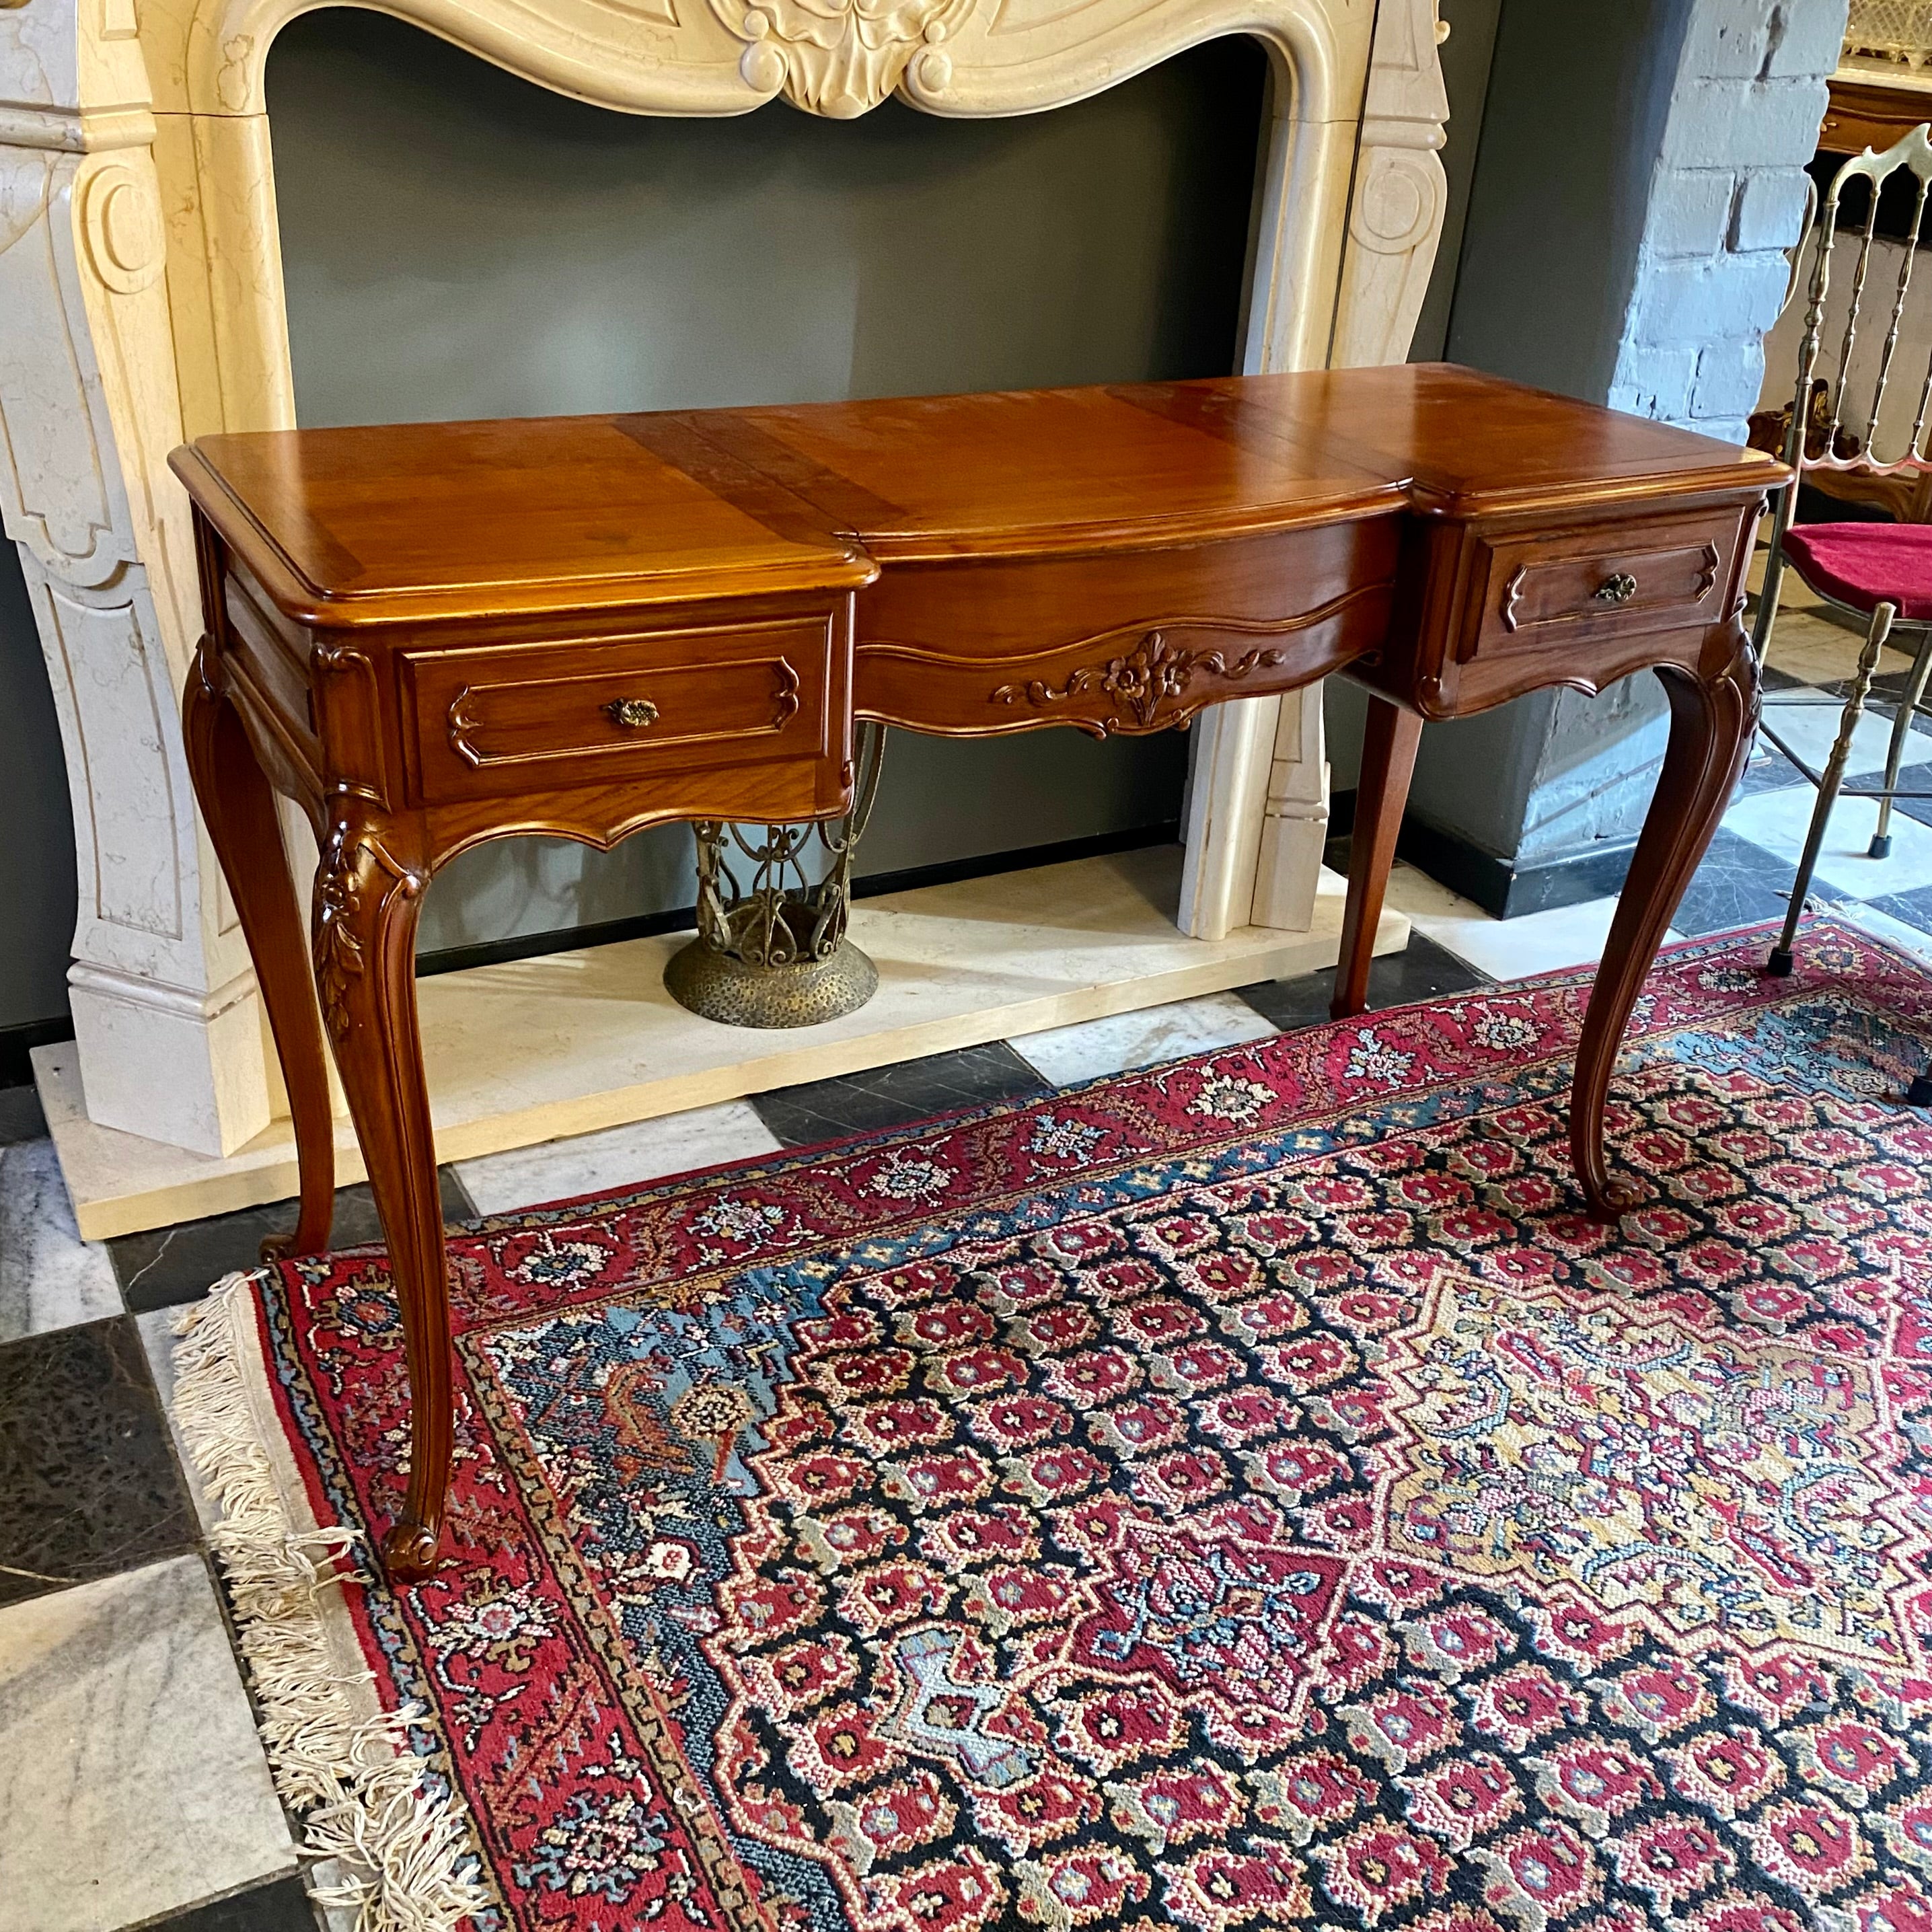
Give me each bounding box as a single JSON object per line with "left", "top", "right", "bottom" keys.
{"left": 1826, "top": 191, "right": 1885, "bottom": 459}
{"left": 1753, "top": 124, "right": 1932, "bottom": 664}
{"left": 1869, "top": 174, "right": 1931, "bottom": 448}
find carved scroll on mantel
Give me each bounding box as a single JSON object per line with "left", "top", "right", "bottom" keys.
{"left": 0, "top": 0, "right": 1448, "bottom": 1154}
{"left": 1331, "top": 0, "right": 1450, "bottom": 371}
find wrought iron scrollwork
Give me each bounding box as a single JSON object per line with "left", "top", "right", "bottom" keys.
{"left": 667, "top": 722, "right": 886, "bottom": 1026}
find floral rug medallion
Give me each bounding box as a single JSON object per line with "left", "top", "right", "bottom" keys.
{"left": 1376, "top": 1270, "right": 1929, "bottom": 1670}
{"left": 193, "top": 921, "right": 1932, "bottom": 1932}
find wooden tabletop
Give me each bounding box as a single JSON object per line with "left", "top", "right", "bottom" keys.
{"left": 173, "top": 366, "right": 1779, "bottom": 627}
{"left": 172, "top": 416, "right": 881, "bottom": 626}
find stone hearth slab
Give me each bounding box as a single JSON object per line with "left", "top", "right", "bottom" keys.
{"left": 42, "top": 850, "right": 1405, "bottom": 1240}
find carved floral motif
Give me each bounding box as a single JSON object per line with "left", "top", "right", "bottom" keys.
{"left": 993, "top": 630, "right": 1288, "bottom": 735}
{"left": 312, "top": 825, "right": 367, "bottom": 1047}
{"left": 312, "top": 823, "right": 421, "bottom": 1046}
{"left": 718, "top": 0, "right": 974, "bottom": 116}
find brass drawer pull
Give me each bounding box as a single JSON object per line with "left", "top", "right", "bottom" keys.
{"left": 605, "top": 696, "right": 659, "bottom": 729}
{"left": 1593, "top": 572, "right": 1638, "bottom": 605}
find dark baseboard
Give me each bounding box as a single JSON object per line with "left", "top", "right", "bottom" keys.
{"left": 414, "top": 823, "right": 1181, "bottom": 979}
{"left": 1327, "top": 788, "right": 1636, "bottom": 920}
{"left": 0, "top": 1016, "right": 75, "bottom": 1090}
{"left": 416, "top": 904, "right": 697, "bottom": 979}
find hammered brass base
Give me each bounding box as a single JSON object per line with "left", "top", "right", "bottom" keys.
{"left": 663, "top": 937, "right": 880, "bottom": 1028}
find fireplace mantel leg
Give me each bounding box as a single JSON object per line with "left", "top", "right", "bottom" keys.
{"left": 1, "top": 123, "right": 278, "bottom": 1158}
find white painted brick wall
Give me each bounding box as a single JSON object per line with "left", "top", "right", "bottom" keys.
{"left": 1651, "top": 169, "right": 1739, "bottom": 257}
{"left": 1610, "top": 0, "right": 1845, "bottom": 443}
{"left": 1732, "top": 168, "right": 1812, "bottom": 252}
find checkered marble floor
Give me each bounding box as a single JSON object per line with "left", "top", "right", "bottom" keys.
{"left": 4, "top": 597, "right": 1930, "bottom": 1929}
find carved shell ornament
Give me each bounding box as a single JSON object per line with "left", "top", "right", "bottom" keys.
{"left": 719, "top": 0, "right": 975, "bottom": 116}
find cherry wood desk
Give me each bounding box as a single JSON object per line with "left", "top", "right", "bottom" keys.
{"left": 172, "top": 364, "right": 1777, "bottom": 1577}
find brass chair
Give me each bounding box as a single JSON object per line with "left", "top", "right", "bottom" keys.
{"left": 1755, "top": 124, "right": 1932, "bottom": 977}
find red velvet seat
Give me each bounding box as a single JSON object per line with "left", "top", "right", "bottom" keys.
{"left": 1783, "top": 521, "right": 1932, "bottom": 621}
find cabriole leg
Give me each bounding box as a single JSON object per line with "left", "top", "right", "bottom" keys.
{"left": 1571, "top": 629, "right": 1759, "bottom": 1218}
{"left": 1333, "top": 696, "right": 1423, "bottom": 1020}
{"left": 311, "top": 811, "right": 451, "bottom": 1582}
{"left": 182, "top": 646, "right": 336, "bottom": 1258}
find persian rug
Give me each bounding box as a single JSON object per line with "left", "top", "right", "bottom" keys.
{"left": 178, "top": 916, "right": 1932, "bottom": 1932}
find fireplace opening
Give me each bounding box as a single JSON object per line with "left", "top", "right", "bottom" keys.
{"left": 266, "top": 11, "right": 1269, "bottom": 965}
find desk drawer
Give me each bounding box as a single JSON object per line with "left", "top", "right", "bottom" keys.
{"left": 852, "top": 520, "right": 1399, "bottom": 735}
{"left": 1469, "top": 515, "right": 1729, "bottom": 659}
{"left": 400, "top": 614, "right": 839, "bottom": 807}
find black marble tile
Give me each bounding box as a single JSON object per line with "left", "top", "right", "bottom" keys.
{"left": 112, "top": 1167, "right": 479, "bottom": 1314}
{"left": 146, "top": 1876, "right": 321, "bottom": 1931}
{"left": 1668, "top": 827, "right": 1834, "bottom": 938}
{"left": 1734, "top": 741, "right": 1812, "bottom": 798}
{"left": 1831, "top": 761, "right": 1932, "bottom": 831}
{"left": 0, "top": 1314, "right": 198, "bottom": 1608}
{"left": 0, "top": 1082, "right": 46, "bottom": 1146}
{"left": 1759, "top": 663, "right": 1808, "bottom": 692}
{"left": 1818, "top": 667, "right": 1917, "bottom": 704}
{"left": 752, "top": 1042, "right": 1051, "bottom": 1148}
{"left": 1234, "top": 934, "right": 1494, "bottom": 1033}
{"left": 1814, "top": 654, "right": 1932, "bottom": 714}
{"left": 1865, "top": 882, "right": 1932, "bottom": 937}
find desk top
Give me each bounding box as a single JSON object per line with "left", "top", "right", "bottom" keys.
{"left": 173, "top": 365, "right": 1778, "bottom": 628}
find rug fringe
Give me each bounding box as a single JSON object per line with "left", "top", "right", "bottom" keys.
{"left": 172, "top": 1272, "right": 489, "bottom": 1932}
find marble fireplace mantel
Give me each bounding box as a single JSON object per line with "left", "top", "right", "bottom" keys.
{"left": 0, "top": 0, "right": 1450, "bottom": 1161}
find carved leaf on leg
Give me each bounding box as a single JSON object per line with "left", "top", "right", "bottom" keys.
{"left": 312, "top": 822, "right": 422, "bottom": 1048}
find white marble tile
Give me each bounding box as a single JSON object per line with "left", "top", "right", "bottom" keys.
{"left": 1721, "top": 783, "right": 1932, "bottom": 900}
{"left": 1384, "top": 866, "right": 1685, "bottom": 981}
{"left": 1380, "top": 862, "right": 1493, "bottom": 927}
{"left": 1010, "top": 992, "right": 1279, "bottom": 1087}
{"left": 453, "top": 1098, "right": 782, "bottom": 1216}
{"left": 0, "top": 1137, "right": 120, "bottom": 1344}
{"left": 1757, "top": 687, "right": 1932, "bottom": 776}
{"left": 0, "top": 1557, "right": 296, "bottom": 1932}
{"left": 1749, "top": 544, "right": 1827, "bottom": 612}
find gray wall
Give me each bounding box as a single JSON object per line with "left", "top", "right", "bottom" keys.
{"left": 268, "top": 13, "right": 1269, "bottom": 954}
{"left": 0, "top": 546, "right": 78, "bottom": 1029}
{"left": 1442, "top": 0, "right": 1695, "bottom": 400}
{"left": 1411, "top": 0, "right": 1694, "bottom": 875}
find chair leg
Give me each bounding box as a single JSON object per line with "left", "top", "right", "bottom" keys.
{"left": 1909, "top": 1058, "right": 1932, "bottom": 1107}
{"left": 1769, "top": 599, "right": 1896, "bottom": 976}
{"left": 1870, "top": 624, "right": 1932, "bottom": 856}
